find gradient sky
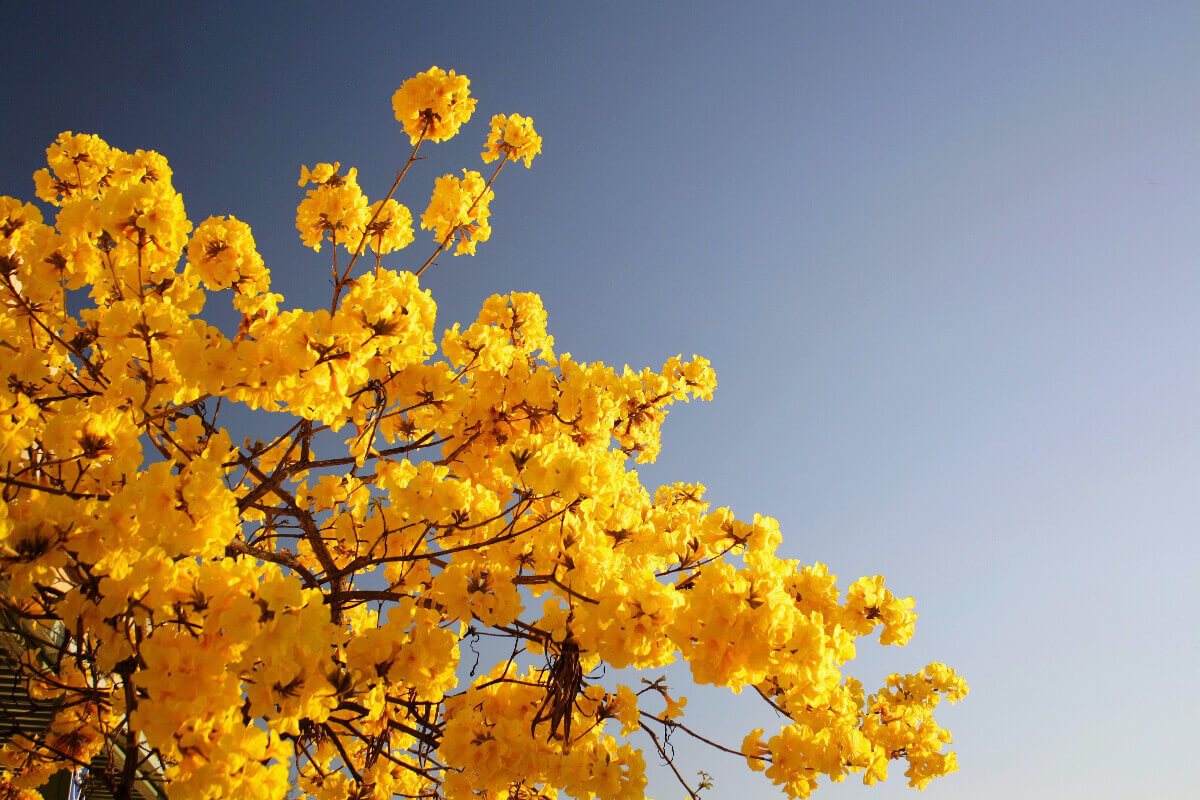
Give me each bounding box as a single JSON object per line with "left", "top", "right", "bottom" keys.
{"left": 4, "top": 2, "right": 1198, "bottom": 798}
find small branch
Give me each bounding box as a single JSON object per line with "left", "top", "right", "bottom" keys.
{"left": 0, "top": 476, "right": 110, "bottom": 501}
{"left": 331, "top": 125, "right": 429, "bottom": 310}
{"left": 639, "top": 721, "right": 701, "bottom": 800}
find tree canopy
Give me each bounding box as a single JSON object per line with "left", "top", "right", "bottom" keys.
{"left": 0, "top": 67, "right": 966, "bottom": 800}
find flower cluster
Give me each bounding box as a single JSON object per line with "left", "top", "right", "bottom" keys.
{"left": 391, "top": 66, "right": 477, "bottom": 144}
{"left": 0, "top": 68, "right": 964, "bottom": 800}
{"left": 295, "top": 162, "right": 369, "bottom": 252}
{"left": 421, "top": 170, "right": 493, "bottom": 256}
{"left": 363, "top": 198, "right": 415, "bottom": 255}
{"left": 187, "top": 215, "right": 269, "bottom": 293}
{"left": 482, "top": 113, "right": 543, "bottom": 167}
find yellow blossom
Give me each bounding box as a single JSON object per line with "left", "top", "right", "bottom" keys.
{"left": 421, "top": 169, "right": 493, "bottom": 255}
{"left": 295, "top": 163, "right": 369, "bottom": 251}
{"left": 482, "top": 113, "right": 543, "bottom": 167}
{"left": 391, "top": 66, "right": 477, "bottom": 144}
{"left": 361, "top": 198, "right": 414, "bottom": 255}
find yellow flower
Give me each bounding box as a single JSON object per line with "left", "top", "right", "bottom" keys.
{"left": 0, "top": 197, "right": 45, "bottom": 253}
{"left": 421, "top": 170, "right": 493, "bottom": 255}
{"left": 661, "top": 691, "right": 688, "bottom": 720}
{"left": 298, "top": 162, "right": 341, "bottom": 187}
{"left": 360, "top": 198, "right": 414, "bottom": 255}
{"left": 33, "top": 131, "right": 115, "bottom": 205}
{"left": 187, "top": 215, "right": 268, "bottom": 292}
{"left": 391, "top": 67, "right": 477, "bottom": 144}
{"left": 482, "top": 114, "right": 542, "bottom": 167}
{"left": 741, "top": 728, "right": 770, "bottom": 772}
{"left": 294, "top": 163, "right": 369, "bottom": 251}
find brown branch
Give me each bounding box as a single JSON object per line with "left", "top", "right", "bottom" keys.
{"left": 224, "top": 539, "right": 320, "bottom": 587}
{"left": 639, "top": 721, "right": 701, "bottom": 800}
{"left": 0, "top": 475, "right": 110, "bottom": 500}
{"left": 639, "top": 710, "right": 751, "bottom": 760}
{"left": 331, "top": 124, "right": 429, "bottom": 311}
{"left": 322, "top": 723, "right": 365, "bottom": 786}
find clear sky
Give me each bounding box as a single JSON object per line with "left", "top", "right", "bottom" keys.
{"left": 4, "top": 2, "right": 1198, "bottom": 798}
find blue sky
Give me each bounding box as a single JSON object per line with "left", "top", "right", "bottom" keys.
{"left": 4, "top": 2, "right": 1199, "bottom": 797}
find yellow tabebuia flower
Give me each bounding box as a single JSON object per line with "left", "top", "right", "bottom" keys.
{"left": 422, "top": 169, "right": 493, "bottom": 255}
{"left": 482, "top": 113, "right": 543, "bottom": 167}
{"left": 295, "top": 162, "right": 369, "bottom": 252}
{"left": 33, "top": 132, "right": 114, "bottom": 205}
{"left": 391, "top": 66, "right": 477, "bottom": 144}
{"left": 361, "top": 198, "right": 414, "bottom": 255}
{"left": 188, "top": 215, "right": 268, "bottom": 292}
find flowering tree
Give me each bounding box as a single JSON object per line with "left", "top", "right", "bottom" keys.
{"left": 0, "top": 68, "right": 966, "bottom": 800}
